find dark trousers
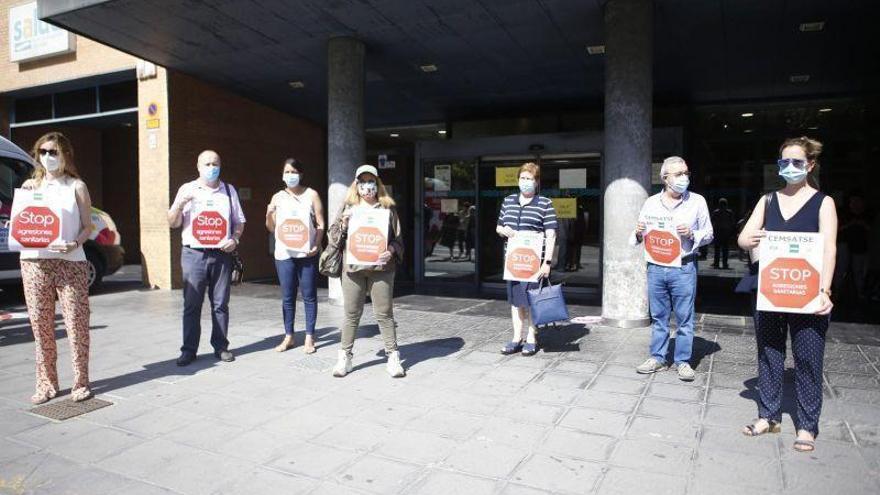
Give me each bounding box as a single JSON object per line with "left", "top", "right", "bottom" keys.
{"left": 713, "top": 238, "right": 730, "bottom": 267}
{"left": 275, "top": 255, "right": 318, "bottom": 336}
{"left": 181, "top": 247, "right": 232, "bottom": 356}
{"left": 754, "top": 310, "right": 828, "bottom": 436}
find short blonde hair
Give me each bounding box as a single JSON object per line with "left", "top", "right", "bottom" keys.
{"left": 519, "top": 162, "right": 540, "bottom": 181}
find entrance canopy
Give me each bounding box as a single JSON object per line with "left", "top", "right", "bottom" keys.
{"left": 38, "top": 0, "right": 880, "bottom": 127}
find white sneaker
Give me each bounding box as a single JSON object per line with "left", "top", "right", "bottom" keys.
{"left": 332, "top": 350, "right": 352, "bottom": 377}
{"left": 636, "top": 358, "right": 668, "bottom": 374}
{"left": 386, "top": 350, "right": 405, "bottom": 378}
{"left": 677, "top": 363, "right": 696, "bottom": 381}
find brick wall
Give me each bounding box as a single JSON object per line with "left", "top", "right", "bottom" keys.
{"left": 165, "top": 71, "right": 326, "bottom": 286}
{"left": 0, "top": 0, "right": 136, "bottom": 93}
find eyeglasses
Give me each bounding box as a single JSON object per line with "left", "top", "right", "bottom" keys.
{"left": 777, "top": 158, "right": 807, "bottom": 170}
{"left": 665, "top": 171, "right": 690, "bottom": 178}
{"left": 38, "top": 148, "right": 58, "bottom": 157}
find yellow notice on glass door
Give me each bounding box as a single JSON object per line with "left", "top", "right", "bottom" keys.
{"left": 495, "top": 167, "right": 519, "bottom": 187}
{"left": 551, "top": 198, "right": 577, "bottom": 219}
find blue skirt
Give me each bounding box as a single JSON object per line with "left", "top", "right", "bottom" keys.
{"left": 507, "top": 280, "right": 538, "bottom": 308}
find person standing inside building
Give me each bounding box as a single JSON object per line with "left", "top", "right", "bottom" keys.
{"left": 327, "top": 165, "right": 405, "bottom": 378}
{"left": 497, "top": 162, "right": 557, "bottom": 356}
{"left": 266, "top": 159, "right": 324, "bottom": 354}
{"left": 168, "top": 150, "right": 246, "bottom": 367}
{"left": 633, "top": 156, "right": 713, "bottom": 381}
{"left": 838, "top": 192, "right": 870, "bottom": 301}
{"left": 738, "top": 137, "right": 836, "bottom": 453}
{"left": 19, "top": 132, "right": 95, "bottom": 404}
{"left": 711, "top": 197, "right": 735, "bottom": 269}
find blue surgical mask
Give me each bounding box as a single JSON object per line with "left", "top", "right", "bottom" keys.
{"left": 283, "top": 173, "right": 300, "bottom": 188}
{"left": 519, "top": 179, "right": 536, "bottom": 194}
{"left": 201, "top": 166, "right": 220, "bottom": 182}
{"left": 779, "top": 165, "right": 808, "bottom": 185}
{"left": 669, "top": 176, "right": 689, "bottom": 194}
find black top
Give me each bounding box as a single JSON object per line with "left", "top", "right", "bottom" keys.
{"left": 765, "top": 191, "right": 825, "bottom": 233}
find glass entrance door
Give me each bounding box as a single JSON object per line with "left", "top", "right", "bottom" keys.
{"left": 478, "top": 154, "right": 602, "bottom": 290}
{"left": 422, "top": 159, "right": 477, "bottom": 282}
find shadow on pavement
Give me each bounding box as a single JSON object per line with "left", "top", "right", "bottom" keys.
{"left": 89, "top": 335, "right": 281, "bottom": 396}
{"left": 351, "top": 336, "right": 465, "bottom": 372}
{"left": 540, "top": 323, "right": 590, "bottom": 353}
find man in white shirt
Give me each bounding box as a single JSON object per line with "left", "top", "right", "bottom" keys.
{"left": 167, "top": 150, "right": 246, "bottom": 366}
{"left": 632, "top": 156, "right": 713, "bottom": 381}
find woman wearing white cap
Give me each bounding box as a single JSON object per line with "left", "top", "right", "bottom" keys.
{"left": 326, "top": 164, "right": 405, "bottom": 377}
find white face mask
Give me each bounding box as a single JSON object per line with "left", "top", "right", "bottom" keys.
{"left": 519, "top": 178, "right": 536, "bottom": 194}
{"left": 40, "top": 154, "right": 61, "bottom": 172}
{"left": 283, "top": 173, "right": 301, "bottom": 188}
{"left": 358, "top": 181, "right": 377, "bottom": 198}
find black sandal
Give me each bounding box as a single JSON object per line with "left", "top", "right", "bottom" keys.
{"left": 742, "top": 419, "right": 781, "bottom": 437}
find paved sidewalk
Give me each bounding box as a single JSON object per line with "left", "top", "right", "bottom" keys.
{"left": 1, "top": 283, "right": 879, "bottom": 494}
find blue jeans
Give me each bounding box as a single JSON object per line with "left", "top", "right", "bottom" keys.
{"left": 181, "top": 247, "right": 232, "bottom": 356}
{"left": 647, "top": 261, "right": 697, "bottom": 365}
{"left": 274, "top": 255, "right": 318, "bottom": 336}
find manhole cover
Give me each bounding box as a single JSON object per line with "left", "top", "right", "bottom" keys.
{"left": 290, "top": 357, "right": 335, "bottom": 372}
{"left": 30, "top": 397, "right": 112, "bottom": 420}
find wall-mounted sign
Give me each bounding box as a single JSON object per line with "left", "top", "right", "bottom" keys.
{"left": 559, "top": 169, "right": 587, "bottom": 189}
{"left": 495, "top": 167, "right": 519, "bottom": 187}
{"left": 9, "top": 2, "right": 76, "bottom": 63}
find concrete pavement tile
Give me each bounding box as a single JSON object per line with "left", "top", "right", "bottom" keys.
{"left": 699, "top": 424, "right": 778, "bottom": 457}
{"left": 652, "top": 369, "right": 708, "bottom": 386}
{"left": 405, "top": 408, "right": 486, "bottom": 440}
{"left": 11, "top": 419, "right": 102, "bottom": 449}
{"left": 334, "top": 455, "right": 422, "bottom": 494}
{"left": 41, "top": 467, "right": 165, "bottom": 495}
{"left": 374, "top": 429, "right": 459, "bottom": 465}
{"left": 588, "top": 375, "right": 646, "bottom": 396}
{"left": 441, "top": 437, "right": 529, "bottom": 478}
{"left": 709, "top": 372, "right": 752, "bottom": 390}
{"left": 538, "top": 427, "right": 616, "bottom": 461}
{"left": 473, "top": 417, "right": 551, "bottom": 450}
{"left": 520, "top": 373, "right": 589, "bottom": 405}
{"left": 410, "top": 471, "right": 499, "bottom": 495}
{"left": 354, "top": 402, "right": 427, "bottom": 428}
{"left": 597, "top": 468, "right": 686, "bottom": 495}
{"left": 647, "top": 382, "right": 706, "bottom": 402}
{"left": 707, "top": 386, "right": 759, "bottom": 409}
{"left": 213, "top": 427, "right": 300, "bottom": 465}
{"left": 0, "top": 437, "right": 41, "bottom": 463}
{"left": 511, "top": 454, "right": 603, "bottom": 494}
{"left": 600, "top": 363, "right": 652, "bottom": 380}
{"left": 494, "top": 400, "right": 566, "bottom": 426}
{"left": 267, "top": 442, "right": 361, "bottom": 479}
{"left": 312, "top": 420, "right": 395, "bottom": 452}
{"left": 558, "top": 407, "right": 629, "bottom": 436}
{"left": 0, "top": 409, "right": 51, "bottom": 437}
{"left": 782, "top": 461, "right": 880, "bottom": 494}
{"left": 609, "top": 438, "right": 694, "bottom": 474}
{"left": 209, "top": 467, "right": 315, "bottom": 495}
{"left": 500, "top": 483, "right": 553, "bottom": 495}
{"left": 779, "top": 438, "right": 869, "bottom": 467}
{"left": 49, "top": 426, "right": 146, "bottom": 464}
{"left": 637, "top": 396, "right": 703, "bottom": 423}
{"left": 551, "top": 360, "right": 601, "bottom": 375}
{"left": 168, "top": 392, "right": 240, "bottom": 417}
{"left": 626, "top": 416, "right": 699, "bottom": 446}
{"left": 574, "top": 390, "right": 640, "bottom": 414}
{"left": 703, "top": 403, "right": 755, "bottom": 428}
{"left": 307, "top": 480, "right": 372, "bottom": 495}
{"left": 1, "top": 451, "right": 84, "bottom": 495}
{"left": 114, "top": 406, "right": 204, "bottom": 438}
{"left": 693, "top": 448, "right": 783, "bottom": 492}
{"left": 483, "top": 365, "right": 543, "bottom": 384}
{"left": 163, "top": 416, "right": 247, "bottom": 452}
{"left": 851, "top": 423, "right": 880, "bottom": 446}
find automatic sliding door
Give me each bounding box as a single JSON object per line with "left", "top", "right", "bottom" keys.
{"left": 422, "top": 160, "right": 477, "bottom": 282}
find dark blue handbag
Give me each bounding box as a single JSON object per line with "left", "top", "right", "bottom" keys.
{"left": 527, "top": 279, "right": 570, "bottom": 326}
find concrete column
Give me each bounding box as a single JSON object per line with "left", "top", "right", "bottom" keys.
{"left": 327, "top": 37, "right": 365, "bottom": 304}
{"left": 601, "top": 0, "right": 653, "bottom": 328}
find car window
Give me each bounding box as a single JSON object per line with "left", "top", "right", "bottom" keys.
{"left": 0, "top": 157, "right": 33, "bottom": 221}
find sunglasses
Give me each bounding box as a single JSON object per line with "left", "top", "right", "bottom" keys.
{"left": 777, "top": 158, "right": 807, "bottom": 170}
{"left": 38, "top": 148, "right": 59, "bottom": 157}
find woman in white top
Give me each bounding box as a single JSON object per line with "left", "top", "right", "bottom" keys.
{"left": 19, "top": 132, "right": 95, "bottom": 404}
{"left": 266, "top": 159, "right": 325, "bottom": 354}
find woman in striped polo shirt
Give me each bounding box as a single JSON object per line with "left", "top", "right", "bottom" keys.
{"left": 496, "top": 162, "right": 558, "bottom": 356}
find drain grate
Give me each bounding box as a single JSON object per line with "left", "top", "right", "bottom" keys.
{"left": 30, "top": 397, "right": 112, "bottom": 420}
